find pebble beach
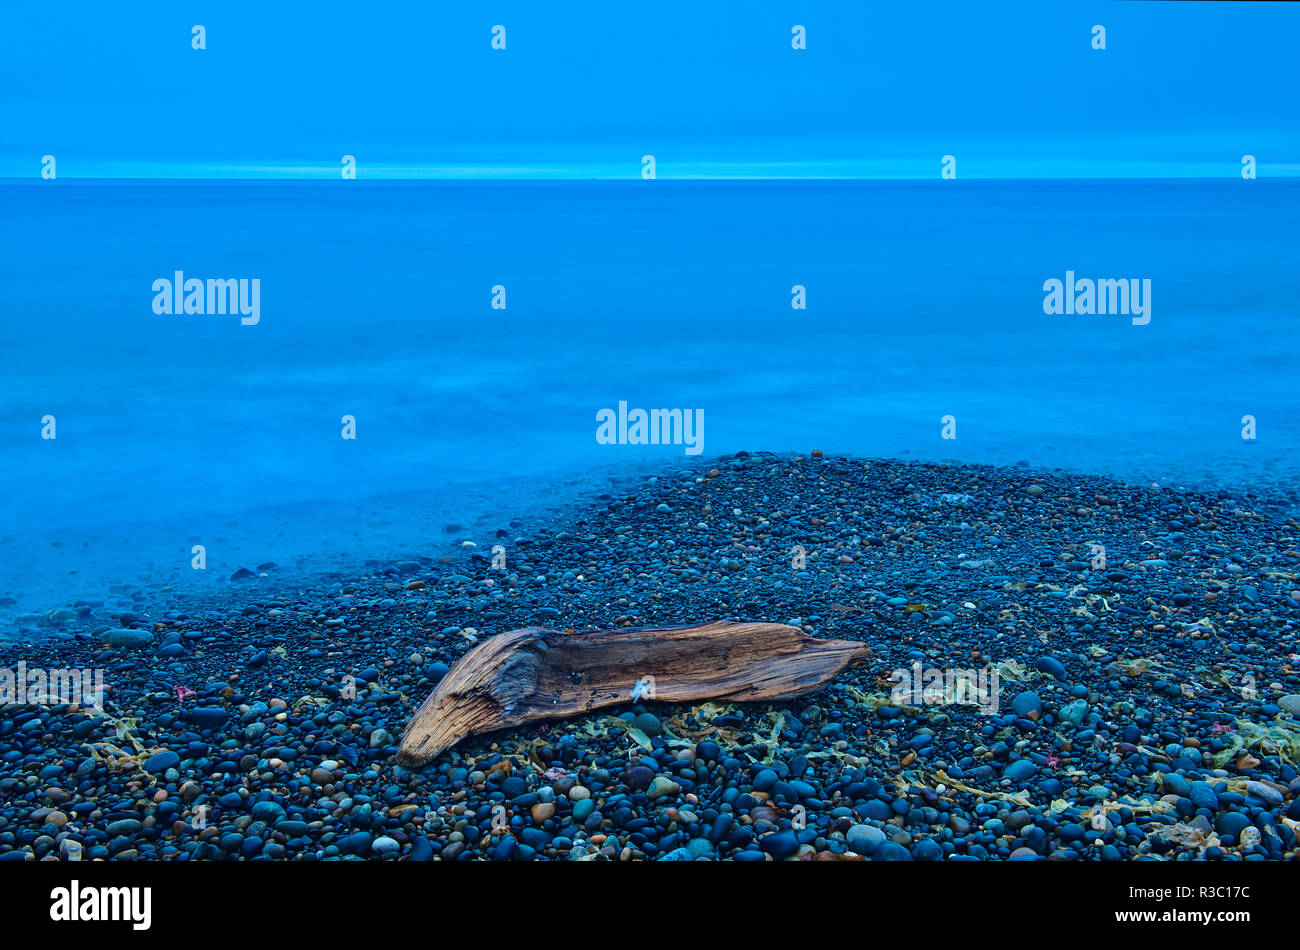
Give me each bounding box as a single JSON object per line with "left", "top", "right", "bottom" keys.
{"left": 3, "top": 452, "right": 1299, "bottom": 862}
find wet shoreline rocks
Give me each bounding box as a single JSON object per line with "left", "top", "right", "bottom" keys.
{"left": 1, "top": 453, "right": 1298, "bottom": 860}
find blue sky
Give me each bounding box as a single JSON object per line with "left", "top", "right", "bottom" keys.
{"left": 1, "top": 0, "right": 1296, "bottom": 179}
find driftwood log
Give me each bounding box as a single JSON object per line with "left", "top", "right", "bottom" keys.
{"left": 397, "top": 621, "right": 870, "bottom": 765}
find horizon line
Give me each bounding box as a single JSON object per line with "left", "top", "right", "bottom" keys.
{"left": 7, "top": 154, "right": 1298, "bottom": 183}
{"left": 5, "top": 173, "right": 1297, "bottom": 184}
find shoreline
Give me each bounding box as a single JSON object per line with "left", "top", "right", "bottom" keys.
{"left": 6, "top": 446, "right": 1297, "bottom": 639}
{"left": 2, "top": 452, "right": 1298, "bottom": 861}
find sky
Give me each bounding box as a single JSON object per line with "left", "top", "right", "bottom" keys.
{"left": 0, "top": 0, "right": 1296, "bottom": 179}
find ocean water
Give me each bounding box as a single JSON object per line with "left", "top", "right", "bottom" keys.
{"left": 2, "top": 179, "right": 1297, "bottom": 623}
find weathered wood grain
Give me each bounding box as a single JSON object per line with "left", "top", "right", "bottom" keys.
{"left": 397, "top": 621, "right": 871, "bottom": 765}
